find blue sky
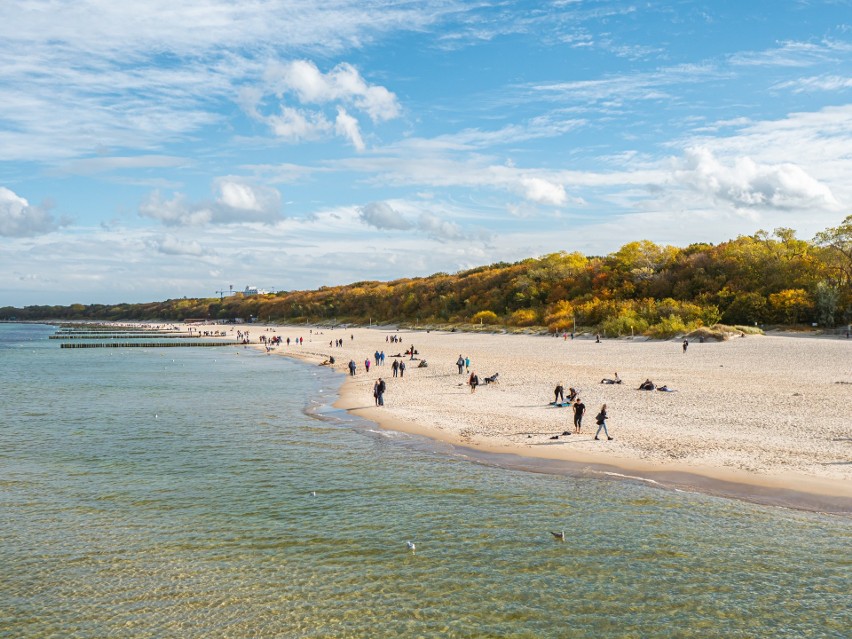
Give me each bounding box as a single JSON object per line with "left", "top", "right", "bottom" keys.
{"left": 2, "top": 0, "right": 851, "bottom": 305}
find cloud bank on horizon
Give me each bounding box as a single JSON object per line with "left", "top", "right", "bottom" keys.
{"left": 1, "top": 0, "right": 850, "bottom": 305}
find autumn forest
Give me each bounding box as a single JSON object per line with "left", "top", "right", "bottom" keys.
{"left": 5, "top": 217, "right": 852, "bottom": 337}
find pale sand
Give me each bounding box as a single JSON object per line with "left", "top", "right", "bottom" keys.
{"left": 171, "top": 323, "right": 852, "bottom": 511}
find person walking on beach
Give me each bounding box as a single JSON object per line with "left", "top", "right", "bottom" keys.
{"left": 373, "top": 378, "right": 386, "bottom": 406}
{"left": 465, "top": 356, "right": 470, "bottom": 373}
{"left": 399, "top": 361, "right": 406, "bottom": 378}
{"left": 348, "top": 360, "right": 356, "bottom": 376}
{"left": 365, "top": 358, "right": 371, "bottom": 373}
{"left": 469, "top": 371, "right": 479, "bottom": 393}
{"left": 682, "top": 338, "right": 689, "bottom": 353}
{"left": 392, "top": 359, "right": 399, "bottom": 377}
{"left": 554, "top": 382, "right": 564, "bottom": 404}
{"left": 594, "top": 404, "right": 613, "bottom": 440}
{"left": 457, "top": 355, "right": 465, "bottom": 374}
{"left": 572, "top": 398, "right": 585, "bottom": 433}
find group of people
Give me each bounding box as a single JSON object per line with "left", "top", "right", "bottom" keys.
{"left": 552, "top": 383, "right": 612, "bottom": 440}
{"left": 455, "top": 354, "right": 471, "bottom": 374}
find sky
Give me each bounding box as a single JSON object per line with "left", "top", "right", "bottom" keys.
{"left": 2, "top": 1, "right": 851, "bottom": 306}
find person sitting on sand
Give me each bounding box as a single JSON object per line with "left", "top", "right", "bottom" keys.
{"left": 567, "top": 387, "right": 579, "bottom": 402}
{"left": 638, "top": 379, "right": 655, "bottom": 391}
{"left": 484, "top": 373, "right": 499, "bottom": 384}
{"left": 657, "top": 385, "right": 677, "bottom": 392}
{"left": 600, "top": 372, "right": 622, "bottom": 385}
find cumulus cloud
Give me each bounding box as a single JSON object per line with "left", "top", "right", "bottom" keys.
{"left": 520, "top": 177, "right": 568, "bottom": 205}
{"left": 417, "top": 212, "right": 465, "bottom": 241}
{"left": 357, "top": 199, "right": 490, "bottom": 242}
{"left": 267, "top": 106, "right": 331, "bottom": 142}
{"left": 148, "top": 235, "right": 205, "bottom": 256}
{"left": 674, "top": 147, "right": 839, "bottom": 210}
{"left": 268, "top": 60, "right": 400, "bottom": 122}
{"left": 335, "top": 107, "right": 365, "bottom": 151}
{"left": 359, "top": 201, "right": 413, "bottom": 230}
{"left": 250, "top": 59, "right": 399, "bottom": 149}
{"left": 0, "top": 186, "right": 64, "bottom": 237}
{"left": 139, "top": 178, "right": 282, "bottom": 226}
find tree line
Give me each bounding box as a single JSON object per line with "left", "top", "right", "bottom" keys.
{"left": 4, "top": 217, "right": 851, "bottom": 336}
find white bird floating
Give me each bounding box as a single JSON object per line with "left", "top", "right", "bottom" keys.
{"left": 550, "top": 530, "right": 565, "bottom": 542}
{"left": 407, "top": 541, "right": 416, "bottom": 551}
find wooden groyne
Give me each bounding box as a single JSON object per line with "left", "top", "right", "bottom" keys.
{"left": 51, "top": 334, "right": 201, "bottom": 339}
{"left": 61, "top": 342, "right": 237, "bottom": 348}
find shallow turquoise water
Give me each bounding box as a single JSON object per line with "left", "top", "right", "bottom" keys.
{"left": 1, "top": 323, "right": 849, "bottom": 638}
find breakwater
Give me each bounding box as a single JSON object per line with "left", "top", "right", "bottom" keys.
{"left": 60, "top": 341, "right": 236, "bottom": 348}
{"left": 51, "top": 334, "right": 202, "bottom": 339}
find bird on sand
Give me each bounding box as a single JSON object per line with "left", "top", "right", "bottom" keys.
{"left": 550, "top": 530, "right": 565, "bottom": 541}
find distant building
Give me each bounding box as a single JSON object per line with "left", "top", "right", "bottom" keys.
{"left": 243, "top": 286, "right": 268, "bottom": 296}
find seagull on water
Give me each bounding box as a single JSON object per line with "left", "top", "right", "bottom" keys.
{"left": 407, "top": 541, "right": 416, "bottom": 551}
{"left": 550, "top": 530, "right": 565, "bottom": 542}
{"left": 309, "top": 491, "right": 317, "bottom": 497}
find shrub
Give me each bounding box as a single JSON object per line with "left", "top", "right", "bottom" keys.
{"left": 646, "top": 314, "right": 693, "bottom": 338}
{"left": 509, "top": 308, "right": 539, "bottom": 326}
{"left": 600, "top": 309, "right": 649, "bottom": 337}
{"left": 471, "top": 310, "right": 500, "bottom": 325}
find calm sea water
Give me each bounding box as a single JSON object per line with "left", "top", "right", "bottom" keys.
{"left": 1, "top": 323, "right": 849, "bottom": 638}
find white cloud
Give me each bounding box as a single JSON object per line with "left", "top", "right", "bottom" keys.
{"left": 674, "top": 146, "right": 839, "bottom": 210}
{"left": 139, "top": 178, "right": 282, "bottom": 226}
{"left": 267, "top": 106, "right": 331, "bottom": 142}
{"left": 772, "top": 75, "right": 852, "bottom": 93}
{"left": 0, "top": 186, "right": 64, "bottom": 237}
{"left": 268, "top": 60, "right": 400, "bottom": 122}
{"left": 359, "top": 201, "right": 413, "bottom": 230}
{"left": 417, "top": 212, "right": 465, "bottom": 242}
{"left": 520, "top": 177, "right": 568, "bottom": 205}
{"left": 335, "top": 107, "right": 365, "bottom": 151}
{"left": 149, "top": 235, "right": 206, "bottom": 257}
{"left": 215, "top": 178, "right": 281, "bottom": 216}
{"left": 252, "top": 60, "right": 398, "bottom": 148}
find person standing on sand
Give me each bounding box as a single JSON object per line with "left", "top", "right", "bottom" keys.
{"left": 392, "top": 359, "right": 399, "bottom": 377}
{"left": 348, "top": 360, "right": 356, "bottom": 376}
{"left": 682, "top": 338, "right": 689, "bottom": 353}
{"left": 457, "top": 355, "right": 465, "bottom": 374}
{"left": 376, "top": 378, "right": 385, "bottom": 406}
{"left": 554, "top": 382, "right": 564, "bottom": 404}
{"left": 399, "top": 361, "right": 406, "bottom": 378}
{"left": 465, "top": 356, "right": 470, "bottom": 372}
{"left": 373, "top": 378, "right": 386, "bottom": 406}
{"left": 572, "top": 398, "right": 585, "bottom": 433}
{"left": 365, "top": 358, "right": 371, "bottom": 373}
{"left": 594, "top": 404, "right": 613, "bottom": 440}
{"left": 469, "top": 371, "right": 479, "bottom": 393}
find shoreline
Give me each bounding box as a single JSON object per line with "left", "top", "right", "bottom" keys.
{"left": 333, "top": 374, "right": 852, "bottom": 515}
{"left": 77, "top": 321, "right": 852, "bottom": 514}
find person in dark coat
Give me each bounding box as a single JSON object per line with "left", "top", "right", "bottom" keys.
{"left": 572, "top": 398, "right": 585, "bottom": 434}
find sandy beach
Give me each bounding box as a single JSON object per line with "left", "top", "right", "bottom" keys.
{"left": 170, "top": 323, "right": 852, "bottom": 511}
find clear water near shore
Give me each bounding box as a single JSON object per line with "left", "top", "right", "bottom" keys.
{"left": 1, "top": 323, "right": 849, "bottom": 638}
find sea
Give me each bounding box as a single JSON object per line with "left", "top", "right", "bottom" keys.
{"left": 1, "top": 322, "right": 849, "bottom": 638}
